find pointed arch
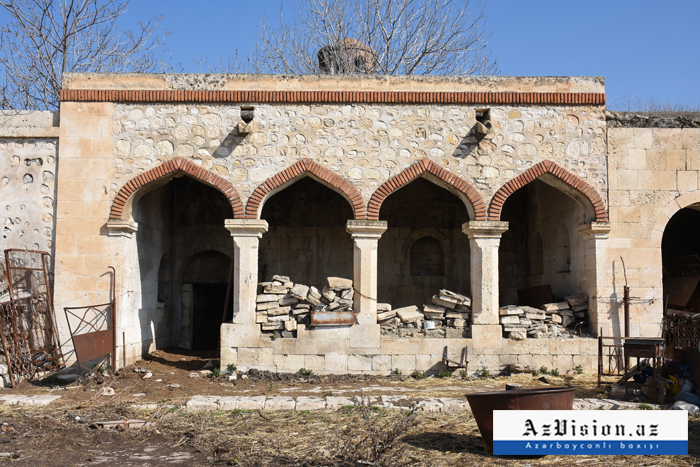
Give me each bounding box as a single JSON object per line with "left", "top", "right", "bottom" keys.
{"left": 244, "top": 158, "right": 366, "bottom": 219}
{"left": 488, "top": 160, "right": 608, "bottom": 222}
{"left": 109, "top": 157, "right": 244, "bottom": 220}
{"left": 367, "top": 158, "right": 486, "bottom": 221}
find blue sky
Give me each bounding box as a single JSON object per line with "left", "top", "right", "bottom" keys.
{"left": 9, "top": 1, "right": 700, "bottom": 109}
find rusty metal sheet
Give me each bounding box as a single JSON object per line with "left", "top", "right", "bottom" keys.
{"left": 664, "top": 276, "right": 700, "bottom": 308}
{"left": 516, "top": 285, "right": 554, "bottom": 308}
{"left": 72, "top": 329, "right": 113, "bottom": 364}
{"left": 309, "top": 310, "right": 356, "bottom": 326}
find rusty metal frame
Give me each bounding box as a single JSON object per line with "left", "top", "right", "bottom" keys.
{"left": 0, "top": 249, "right": 64, "bottom": 387}
{"left": 597, "top": 328, "right": 625, "bottom": 386}
{"left": 63, "top": 267, "right": 117, "bottom": 378}
{"left": 663, "top": 311, "right": 700, "bottom": 351}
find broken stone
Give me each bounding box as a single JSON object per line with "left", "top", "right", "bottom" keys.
{"left": 449, "top": 318, "right": 467, "bottom": 328}
{"left": 560, "top": 310, "right": 574, "bottom": 317}
{"left": 438, "top": 289, "right": 471, "bottom": 306}
{"left": 290, "top": 284, "right": 310, "bottom": 300}
{"left": 308, "top": 286, "right": 322, "bottom": 300}
{"left": 500, "top": 315, "right": 520, "bottom": 325}
{"left": 284, "top": 319, "right": 297, "bottom": 332}
{"left": 499, "top": 305, "right": 524, "bottom": 316}
{"left": 188, "top": 373, "right": 200, "bottom": 378}
{"left": 376, "top": 310, "right": 396, "bottom": 322}
{"left": 267, "top": 306, "right": 291, "bottom": 317}
{"left": 541, "top": 302, "right": 569, "bottom": 312}
{"left": 574, "top": 311, "right": 586, "bottom": 318}
{"left": 509, "top": 331, "right": 526, "bottom": 340}
{"left": 518, "top": 318, "right": 532, "bottom": 326}
{"left": 327, "top": 277, "right": 353, "bottom": 290}
{"left": 307, "top": 294, "right": 321, "bottom": 306}
{"left": 256, "top": 294, "right": 279, "bottom": 303}
{"left": 446, "top": 328, "right": 467, "bottom": 338}
{"left": 256, "top": 301, "right": 279, "bottom": 311}
{"left": 340, "top": 289, "right": 354, "bottom": 300}
{"left": 525, "top": 312, "right": 546, "bottom": 320}
{"left": 261, "top": 322, "right": 285, "bottom": 331}
{"left": 503, "top": 325, "right": 527, "bottom": 332}
{"left": 268, "top": 314, "right": 291, "bottom": 322}
{"left": 321, "top": 285, "right": 336, "bottom": 302}
{"left": 432, "top": 297, "right": 458, "bottom": 309}
{"left": 527, "top": 330, "right": 544, "bottom": 339}
{"left": 455, "top": 304, "right": 471, "bottom": 312}
{"left": 562, "top": 315, "right": 574, "bottom": 327}
{"left": 279, "top": 294, "right": 299, "bottom": 306}
{"left": 551, "top": 314, "right": 563, "bottom": 324}
{"left": 292, "top": 307, "right": 310, "bottom": 315}
{"left": 572, "top": 303, "right": 588, "bottom": 312}
{"left": 564, "top": 293, "right": 588, "bottom": 307}
{"left": 264, "top": 286, "right": 288, "bottom": 294}
{"left": 142, "top": 372, "right": 153, "bottom": 379}
{"left": 255, "top": 313, "right": 268, "bottom": 324}
{"left": 377, "top": 303, "right": 392, "bottom": 312}
{"left": 395, "top": 306, "right": 423, "bottom": 323}
{"left": 271, "top": 275, "right": 291, "bottom": 283}
{"left": 100, "top": 387, "right": 115, "bottom": 396}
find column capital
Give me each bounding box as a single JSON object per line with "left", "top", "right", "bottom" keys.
{"left": 106, "top": 219, "right": 138, "bottom": 238}
{"left": 578, "top": 222, "right": 611, "bottom": 239}
{"left": 462, "top": 220, "right": 509, "bottom": 239}
{"left": 225, "top": 219, "right": 269, "bottom": 238}
{"left": 346, "top": 220, "right": 388, "bottom": 240}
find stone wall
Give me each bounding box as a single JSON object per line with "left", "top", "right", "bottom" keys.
{"left": 109, "top": 101, "right": 607, "bottom": 216}
{"left": 0, "top": 111, "right": 59, "bottom": 257}
{"left": 601, "top": 128, "right": 700, "bottom": 337}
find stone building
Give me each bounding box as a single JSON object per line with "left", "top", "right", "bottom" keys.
{"left": 0, "top": 71, "right": 697, "bottom": 374}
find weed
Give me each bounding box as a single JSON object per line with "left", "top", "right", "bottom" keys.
{"left": 479, "top": 366, "right": 490, "bottom": 378}
{"left": 392, "top": 368, "right": 402, "bottom": 375}
{"left": 539, "top": 366, "right": 549, "bottom": 375}
{"left": 228, "top": 457, "right": 241, "bottom": 465}
{"left": 211, "top": 368, "right": 221, "bottom": 378}
{"left": 268, "top": 383, "right": 274, "bottom": 391}
{"left": 575, "top": 365, "right": 584, "bottom": 375}
{"left": 298, "top": 368, "right": 313, "bottom": 376}
{"left": 459, "top": 370, "right": 467, "bottom": 379}
{"left": 638, "top": 403, "right": 654, "bottom": 410}
{"left": 323, "top": 391, "right": 334, "bottom": 397}
{"left": 550, "top": 368, "right": 560, "bottom": 377}
{"left": 411, "top": 370, "right": 426, "bottom": 380}
{"left": 339, "top": 392, "right": 419, "bottom": 466}
{"left": 227, "top": 363, "right": 237, "bottom": 373}
{"left": 437, "top": 369, "right": 452, "bottom": 378}
{"left": 231, "top": 409, "right": 252, "bottom": 414}
{"left": 297, "top": 410, "right": 310, "bottom": 415}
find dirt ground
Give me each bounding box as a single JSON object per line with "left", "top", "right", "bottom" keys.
{"left": 0, "top": 348, "right": 695, "bottom": 466}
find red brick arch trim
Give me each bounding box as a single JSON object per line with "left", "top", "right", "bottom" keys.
{"left": 488, "top": 160, "right": 608, "bottom": 222}
{"left": 367, "top": 158, "right": 487, "bottom": 221}
{"left": 244, "top": 159, "right": 367, "bottom": 219}
{"left": 109, "top": 157, "right": 244, "bottom": 219}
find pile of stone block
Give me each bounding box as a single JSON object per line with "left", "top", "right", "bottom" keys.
{"left": 499, "top": 293, "right": 588, "bottom": 340}
{"left": 378, "top": 289, "right": 471, "bottom": 338}
{"left": 256, "top": 275, "right": 354, "bottom": 335}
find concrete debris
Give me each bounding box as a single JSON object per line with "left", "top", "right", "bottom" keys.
{"left": 499, "top": 293, "right": 588, "bottom": 339}
{"left": 256, "top": 276, "right": 354, "bottom": 335}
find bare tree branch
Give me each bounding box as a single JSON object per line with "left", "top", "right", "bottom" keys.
{"left": 249, "top": 0, "right": 498, "bottom": 76}
{"left": 0, "top": 0, "right": 176, "bottom": 110}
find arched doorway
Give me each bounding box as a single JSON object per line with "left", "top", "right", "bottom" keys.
{"left": 662, "top": 205, "right": 700, "bottom": 312}
{"left": 378, "top": 177, "right": 471, "bottom": 308}
{"left": 132, "top": 174, "right": 232, "bottom": 354}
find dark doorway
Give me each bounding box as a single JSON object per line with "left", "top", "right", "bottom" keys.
{"left": 192, "top": 283, "right": 227, "bottom": 350}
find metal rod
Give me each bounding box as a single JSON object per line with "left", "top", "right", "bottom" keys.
{"left": 108, "top": 266, "right": 117, "bottom": 372}
{"left": 122, "top": 332, "right": 126, "bottom": 370}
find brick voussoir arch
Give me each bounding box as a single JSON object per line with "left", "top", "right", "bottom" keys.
{"left": 109, "top": 157, "right": 244, "bottom": 219}
{"left": 244, "top": 158, "right": 367, "bottom": 219}
{"left": 487, "top": 160, "right": 608, "bottom": 222}
{"left": 367, "top": 158, "right": 487, "bottom": 221}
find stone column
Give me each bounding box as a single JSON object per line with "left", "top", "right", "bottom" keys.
{"left": 578, "top": 222, "right": 611, "bottom": 336}
{"left": 224, "top": 219, "right": 269, "bottom": 325}
{"left": 220, "top": 219, "right": 268, "bottom": 370}
{"left": 463, "top": 221, "right": 508, "bottom": 350}
{"left": 346, "top": 220, "right": 388, "bottom": 325}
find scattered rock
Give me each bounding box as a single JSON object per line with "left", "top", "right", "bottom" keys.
{"left": 100, "top": 387, "right": 115, "bottom": 396}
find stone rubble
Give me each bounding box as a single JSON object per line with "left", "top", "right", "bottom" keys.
{"left": 256, "top": 275, "right": 354, "bottom": 336}
{"left": 379, "top": 289, "right": 471, "bottom": 338}
{"left": 499, "top": 293, "right": 588, "bottom": 339}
